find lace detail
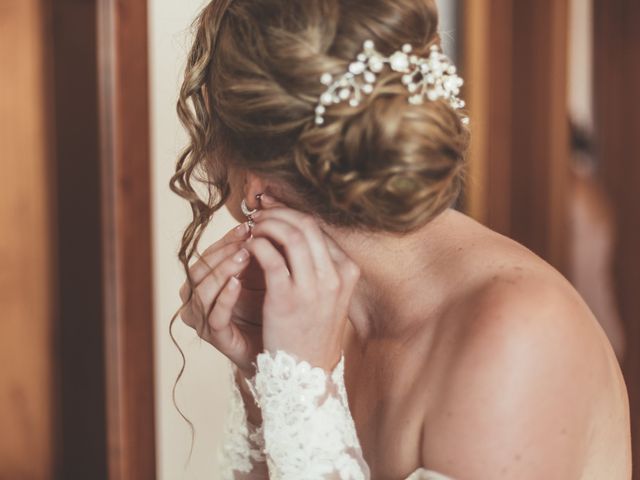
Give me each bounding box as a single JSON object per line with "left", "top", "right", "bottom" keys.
{"left": 218, "top": 351, "right": 455, "bottom": 480}
{"left": 218, "top": 359, "right": 268, "bottom": 479}
{"left": 245, "top": 350, "right": 370, "bottom": 480}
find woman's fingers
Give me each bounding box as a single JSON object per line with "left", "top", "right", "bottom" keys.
{"left": 250, "top": 217, "right": 316, "bottom": 287}
{"left": 178, "top": 301, "right": 199, "bottom": 330}
{"left": 181, "top": 246, "right": 249, "bottom": 334}
{"left": 192, "top": 247, "right": 251, "bottom": 317}
{"left": 179, "top": 222, "right": 250, "bottom": 301}
{"left": 200, "top": 279, "right": 248, "bottom": 367}
{"left": 208, "top": 276, "right": 241, "bottom": 331}
{"left": 244, "top": 237, "right": 292, "bottom": 292}
{"left": 181, "top": 251, "right": 249, "bottom": 354}
{"left": 203, "top": 276, "right": 244, "bottom": 357}
{"left": 253, "top": 206, "right": 359, "bottom": 305}
{"left": 179, "top": 242, "right": 242, "bottom": 302}
{"left": 253, "top": 207, "right": 339, "bottom": 282}
{"left": 190, "top": 223, "right": 250, "bottom": 280}
{"left": 198, "top": 221, "right": 250, "bottom": 261}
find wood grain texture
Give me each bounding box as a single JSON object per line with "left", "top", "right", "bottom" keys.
{"left": 50, "top": 0, "right": 108, "bottom": 477}
{"left": 462, "top": 0, "right": 570, "bottom": 273}
{"left": 97, "top": 0, "right": 157, "bottom": 478}
{"left": 510, "top": 0, "right": 570, "bottom": 273}
{"left": 0, "top": 0, "right": 56, "bottom": 477}
{"left": 593, "top": 0, "right": 640, "bottom": 476}
{"left": 461, "top": 0, "right": 513, "bottom": 233}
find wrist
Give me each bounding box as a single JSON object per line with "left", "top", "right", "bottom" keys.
{"left": 234, "top": 368, "right": 263, "bottom": 426}
{"left": 261, "top": 345, "right": 343, "bottom": 374}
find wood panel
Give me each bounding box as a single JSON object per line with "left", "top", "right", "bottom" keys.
{"left": 593, "top": 0, "right": 640, "bottom": 476}
{"left": 460, "top": 0, "right": 513, "bottom": 233}
{"left": 50, "top": 0, "right": 108, "bottom": 477}
{"left": 97, "top": 0, "right": 157, "bottom": 478}
{"left": 510, "top": 0, "right": 570, "bottom": 273}
{"left": 0, "top": 0, "right": 57, "bottom": 477}
{"left": 462, "top": 0, "right": 571, "bottom": 273}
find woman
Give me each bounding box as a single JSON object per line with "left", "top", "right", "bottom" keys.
{"left": 173, "top": 0, "right": 631, "bottom": 478}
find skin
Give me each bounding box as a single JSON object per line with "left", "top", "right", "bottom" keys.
{"left": 180, "top": 169, "right": 632, "bottom": 480}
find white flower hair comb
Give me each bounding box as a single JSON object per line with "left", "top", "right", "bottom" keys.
{"left": 313, "top": 40, "right": 468, "bottom": 126}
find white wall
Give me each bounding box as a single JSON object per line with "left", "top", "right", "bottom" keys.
{"left": 148, "top": 1, "right": 459, "bottom": 478}
{"left": 568, "top": 0, "right": 594, "bottom": 132}
{"left": 437, "top": 0, "right": 459, "bottom": 61}
{"left": 149, "top": 1, "right": 236, "bottom": 479}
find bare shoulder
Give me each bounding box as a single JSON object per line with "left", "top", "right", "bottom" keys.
{"left": 419, "top": 216, "right": 629, "bottom": 479}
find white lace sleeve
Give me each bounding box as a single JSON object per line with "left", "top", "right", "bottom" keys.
{"left": 218, "top": 360, "right": 269, "bottom": 479}
{"left": 243, "top": 350, "right": 371, "bottom": 480}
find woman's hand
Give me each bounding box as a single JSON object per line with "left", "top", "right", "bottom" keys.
{"left": 178, "top": 222, "right": 265, "bottom": 378}
{"left": 246, "top": 195, "right": 361, "bottom": 372}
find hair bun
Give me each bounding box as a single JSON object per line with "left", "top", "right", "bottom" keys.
{"left": 293, "top": 85, "right": 469, "bottom": 231}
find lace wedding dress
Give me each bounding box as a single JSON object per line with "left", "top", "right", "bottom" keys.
{"left": 218, "top": 349, "right": 453, "bottom": 480}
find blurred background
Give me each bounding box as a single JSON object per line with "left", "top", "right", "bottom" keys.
{"left": 1, "top": 0, "right": 638, "bottom": 478}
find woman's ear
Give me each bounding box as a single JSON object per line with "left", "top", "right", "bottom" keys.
{"left": 243, "top": 170, "right": 293, "bottom": 213}
{"left": 244, "top": 171, "right": 268, "bottom": 210}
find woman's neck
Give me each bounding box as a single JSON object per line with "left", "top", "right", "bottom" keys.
{"left": 320, "top": 208, "right": 461, "bottom": 343}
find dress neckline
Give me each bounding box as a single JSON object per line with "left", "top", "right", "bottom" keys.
{"left": 406, "top": 467, "right": 453, "bottom": 480}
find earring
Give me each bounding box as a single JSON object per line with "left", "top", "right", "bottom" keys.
{"left": 241, "top": 194, "right": 262, "bottom": 228}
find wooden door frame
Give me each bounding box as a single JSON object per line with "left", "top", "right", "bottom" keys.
{"left": 50, "top": 0, "right": 108, "bottom": 477}
{"left": 461, "top": 0, "right": 570, "bottom": 273}
{"left": 97, "top": 0, "right": 157, "bottom": 478}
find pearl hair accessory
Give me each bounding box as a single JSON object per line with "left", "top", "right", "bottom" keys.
{"left": 313, "top": 39, "right": 469, "bottom": 126}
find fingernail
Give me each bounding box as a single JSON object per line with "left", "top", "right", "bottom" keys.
{"left": 228, "top": 276, "right": 240, "bottom": 289}
{"left": 234, "top": 222, "right": 249, "bottom": 237}
{"left": 260, "top": 194, "right": 275, "bottom": 204}
{"left": 233, "top": 248, "right": 249, "bottom": 263}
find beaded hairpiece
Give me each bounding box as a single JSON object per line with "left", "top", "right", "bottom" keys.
{"left": 313, "top": 40, "right": 468, "bottom": 126}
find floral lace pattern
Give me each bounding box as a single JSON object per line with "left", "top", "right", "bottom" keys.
{"left": 218, "top": 359, "right": 267, "bottom": 479}
{"left": 244, "top": 350, "right": 369, "bottom": 480}
{"left": 218, "top": 350, "right": 453, "bottom": 480}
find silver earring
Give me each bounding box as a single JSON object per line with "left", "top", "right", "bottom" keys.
{"left": 240, "top": 198, "right": 257, "bottom": 217}
{"left": 241, "top": 197, "right": 260, "bottom": 228}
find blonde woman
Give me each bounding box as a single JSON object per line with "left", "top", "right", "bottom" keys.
{"left": 173, "top": 0, "right": 631, "bottom": 478}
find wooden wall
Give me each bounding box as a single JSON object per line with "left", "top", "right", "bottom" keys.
{"left": 0, "top": 0, "right": 57, "bottom": 477}
{"left": 97, "top": 0, "right": 157, "bottom": 478}
{"left": 0, "top": 0, "right": 156, "bottom": 478}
